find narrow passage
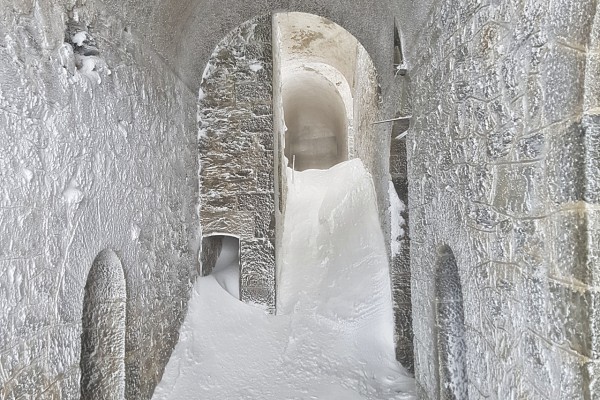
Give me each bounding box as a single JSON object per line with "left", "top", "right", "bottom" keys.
{"left": 152, "top": 159, "right": 415, "bottom": 400}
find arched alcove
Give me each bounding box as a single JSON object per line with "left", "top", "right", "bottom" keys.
{"left": 80, "top": 249, "right": 126, "bottom": 400}
{"left": 435, "top": 245, "right": 468, "bottom": 400}
{"left": 201, "top": 234, "right": 241, "bottom": 299}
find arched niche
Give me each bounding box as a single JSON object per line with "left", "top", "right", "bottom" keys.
{"left": 435, "top": 245, "right": 468, "bottom": 400}
{"left": 80, "top": 249, "right": 126, "bottom": 400}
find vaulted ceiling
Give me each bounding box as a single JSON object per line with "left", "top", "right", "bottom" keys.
{"left": 90, "top": 0, "right": 405, "bottom": 92}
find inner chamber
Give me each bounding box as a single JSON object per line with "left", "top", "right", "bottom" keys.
{"left": 283, "top": 69, "right": 348, "bottom": 171}
{"left": 275, "top": 12, "right": 358, "bottom": 172}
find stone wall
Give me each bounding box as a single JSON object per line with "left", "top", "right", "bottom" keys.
{"left": 353, "top": 46, "right": 387, "bottom": 219}
{"left": 389, "top": 121, "right": 413, "bottom": 372}
{"left": 198, "top": 15, "right": 276, "bottom": 312}
{"left": 0, "top": 2, "right": 199, "bottom": 399}
{"left": 272, "top": 17, "right": 288, "bottom": 294}
{"left": 394, "top": 0, "right": 600, "bottom": 397}
{"left": 9, "top": 0, "right": 599, "bottom": 398}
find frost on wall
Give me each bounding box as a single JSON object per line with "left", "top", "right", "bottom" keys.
{"left": 201, "top": 236, "right": 223, "bottom": 277}
{"left": 0, "top": 3, "right": 198, "bottom": 399}
{"left": 400, "top": 0, "right": 600, "bottom": 397}
{"left": 80, "top": 250, "right": 126, "bottom": 400}
{"left": 435, "top": 246, "right": 468, "bottom": 400}
{"left": 198, "top": 15, "right": 276, "bottom": 312}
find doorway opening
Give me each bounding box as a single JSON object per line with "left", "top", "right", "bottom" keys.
{"left": 274, "top": 12, "right": 360, "bottom": 172}
{"left": 201, "top": 235, "right": 241, "bottom": 299}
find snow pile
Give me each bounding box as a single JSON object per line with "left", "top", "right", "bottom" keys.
{"left": 152, "top": 159, "right": 415, "bottom": 400}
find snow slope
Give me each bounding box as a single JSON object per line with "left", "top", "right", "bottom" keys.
{"left": 152, "top": 159, "right": 415, "bottom": 400}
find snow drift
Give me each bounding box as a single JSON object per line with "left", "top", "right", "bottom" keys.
{"left": 152, "top": 159, "right": 415, "bottom": 399}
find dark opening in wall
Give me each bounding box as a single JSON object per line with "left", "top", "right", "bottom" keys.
{"left": 80, "top": 249, "right": 126, "bottom": 400}
{"left": 201, "top": 235, "right": 241, "bottom": 299}
{"left": 393, "top": 21, "right": 406, "bottom": 76}
{"left": 435, "top": 245, "right": 468, "bottom": 400}
{"left": 283, "top": 70, "right": 348, "bottom": 171}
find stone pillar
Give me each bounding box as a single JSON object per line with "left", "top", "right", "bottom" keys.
{"left": 198, "top": 15, "right": 276, "bottom": 312}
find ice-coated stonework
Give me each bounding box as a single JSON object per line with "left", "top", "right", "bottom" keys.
{"left": 0, "top": 0, "right": 598, "bottom": 399}
{"left": 198, "top": 14, "right": 277, "bottom": 312}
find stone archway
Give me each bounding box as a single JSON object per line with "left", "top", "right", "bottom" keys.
{"left": 197, "top": 15, "right": 400, "bottom": 349}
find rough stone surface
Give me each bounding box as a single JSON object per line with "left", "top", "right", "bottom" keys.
{"left": 394, "top": 0, "right": 600, "bottom": 398}
{"left": 198, "top": 15, "right": 276, "bottom": 313}
{"left": 435, "top": 246, "right": 468, "bottom": 400}
{"left": 390, "top": 122, "right": 413, "bottom": 373}
{"left": 200, "top": 236, "right": 223, "bottom": 277}
{"left": 0, "top": 3, "right": 199, "bottom": 399}
{"left": 2, "top": 0, "right": 599, "bottom": 398}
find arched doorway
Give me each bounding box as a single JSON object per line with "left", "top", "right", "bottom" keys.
{"left": 274, "top": 12, "right": 369, "bottom": 173}
{"left": 197, "top": 12, "right": 391, "bottom": 326}
{"left": 80, "top": 249, "right": 126, "bottom": 399}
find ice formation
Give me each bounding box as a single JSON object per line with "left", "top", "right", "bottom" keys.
{"left": 152, "top": 159, "right": 415, "bottom": 399}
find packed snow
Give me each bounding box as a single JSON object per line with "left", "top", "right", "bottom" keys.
{"left": 152, "top": 159, "right": 415, "bottom": 400}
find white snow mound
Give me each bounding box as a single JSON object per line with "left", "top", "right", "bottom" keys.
{"left": 152, "top": 159, "right": 415, "bottom": 400}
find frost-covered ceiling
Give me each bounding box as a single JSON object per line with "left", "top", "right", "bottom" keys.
{"left": 90, "top": 0, "right": 396, "bottom": 92}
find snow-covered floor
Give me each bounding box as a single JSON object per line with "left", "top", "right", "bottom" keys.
{"left": 152, "top": 159, "right": 415, "bottom": 400}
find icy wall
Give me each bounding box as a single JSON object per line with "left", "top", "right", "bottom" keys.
{"left": 198, "top": 15, "right": 276, "bottom": 312}
{"left": 393, "top": 0, "right": 600, "bottom": 398}
{"left": 0, "top": 2, "right": 199, "bottom": 399}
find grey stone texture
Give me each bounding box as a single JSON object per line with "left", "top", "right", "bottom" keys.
{"left": 0, "top": 2, "right": 198, "bottom": 399}
{"left": 198, "top": 15, "right": 277, "bottom": 312}
{"left": 394, "top": 0, "right": 600, "bottom": 398}
{"left": 390, "top": 122, "right": 413, "bottom": 373}
{"left": 1, "top": 0, "right": 599, "bottom": 398}
{"left": 200, "top": 236, "right": 223, "bottom": 277}
{"left": 435, "top": 246, "right": 468, "bottom": 400}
